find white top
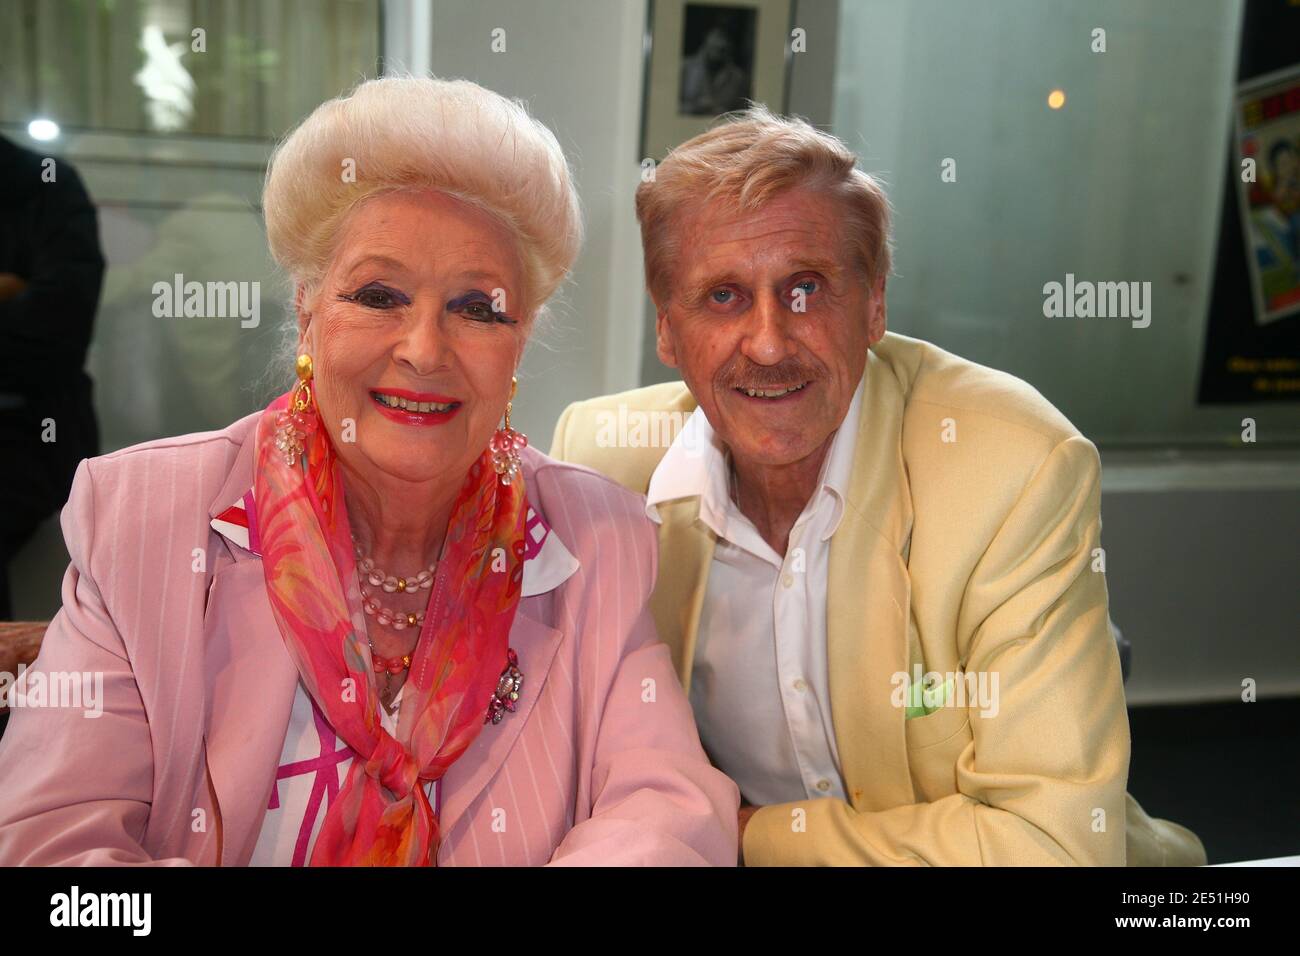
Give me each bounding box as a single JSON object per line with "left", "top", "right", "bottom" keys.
{"left": 645, "top": 376, "right": 864, "bottom": 807}
{"left": 249, "top": 682, "right": 435, "bottom": 867}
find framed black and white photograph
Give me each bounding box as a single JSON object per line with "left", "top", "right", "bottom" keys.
{"left": 678, "top": 4, "right": 758, "bottom": 116}
{"left": 641, "top": 0, "right": 794, "bottom": 160}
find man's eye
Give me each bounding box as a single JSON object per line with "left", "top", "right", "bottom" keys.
{"left": 711, "top": 289, "right": 734, "bottom": 304}
{"left": 794, "top": 279, "right": 818, "bottom": 294}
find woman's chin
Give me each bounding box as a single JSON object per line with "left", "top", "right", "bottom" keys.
{"left": 347, "top": 439, "right": 480, "bottom": 487}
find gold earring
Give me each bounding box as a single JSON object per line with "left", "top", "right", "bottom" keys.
{"left": 292, "top": 353, "right": 313, "bottom": 410}
{"left": 490, "top": 376, "right": 528, "bottom": 485}
{"left": 275, "top": 354, "right": 317, "bottom": 467}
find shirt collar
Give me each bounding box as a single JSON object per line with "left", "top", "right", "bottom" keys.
{"left": 644, "top": 403, "right": 730, "bottom": 532}
{"left": 645, "top": 372, "right": 865, "bottom": 544}
{"left": 210, "top": 491, "right": 579, "bottom": 598}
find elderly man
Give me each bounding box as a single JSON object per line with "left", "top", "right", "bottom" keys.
{"left": 552, "top": 107, "right": 1205, "bottom": 866}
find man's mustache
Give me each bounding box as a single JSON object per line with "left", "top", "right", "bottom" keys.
{"left": 716, "top": 358, "right": 823, "bottom": 391}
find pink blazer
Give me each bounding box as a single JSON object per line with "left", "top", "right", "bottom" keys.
{"left": 0, "top": 411, "right": 739, "bottom": 866}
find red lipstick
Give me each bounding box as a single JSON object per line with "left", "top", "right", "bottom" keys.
{"left": 369, "top": 388, "right": 462, "bottom": 427}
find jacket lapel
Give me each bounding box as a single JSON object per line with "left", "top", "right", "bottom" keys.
{"left": 437, "top": 604, "right": 563, "bottom": 836}
{"left": 648, "top": 498, "right": 716, "bottom": 693}
{"left": 201, "top": 422, "right": 301, "bottom": 865}
{"left": 826, "top": 345, "right": 917, "bottom": 812}
{"left": 202, "top": 556, "right": 300, "bottom": 866}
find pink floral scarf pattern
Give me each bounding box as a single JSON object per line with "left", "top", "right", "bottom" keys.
{"left": 252, "top": 391, "right": 526, "bottom": 866}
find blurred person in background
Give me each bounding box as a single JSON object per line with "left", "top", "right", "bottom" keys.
{"left": 0, "top": 134, "right": 103, "bottom": 621}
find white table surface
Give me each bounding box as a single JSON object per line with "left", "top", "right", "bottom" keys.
{"left": 1211, "top": 855, "right": 1300, "bottom": 867}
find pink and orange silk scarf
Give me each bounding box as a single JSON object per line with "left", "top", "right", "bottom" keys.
{"left": 252, "top": 391, "right": 526, "bottom": 866}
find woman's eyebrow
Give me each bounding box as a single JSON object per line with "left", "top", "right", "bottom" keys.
{"left": 340, "top": 254, "right": 410, "bottom": 276}
{"left": 455, "top": 270, "right": 506, "bottom": 285}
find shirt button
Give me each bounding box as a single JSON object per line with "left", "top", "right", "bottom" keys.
{"left": 793, "top": 677, "right": 808, "bottom": 692}
{"left": 816, "top": 779, "right": 831, "bottom": 792}
{"left": 782, "top": 573, "right": 794, "bottom": 588}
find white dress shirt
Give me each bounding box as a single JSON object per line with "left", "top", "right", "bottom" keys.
{"left": 645, "top": 376, "right": 864, "bottom": 807}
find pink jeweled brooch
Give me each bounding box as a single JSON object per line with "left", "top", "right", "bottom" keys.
{"left": 485, "top": 648, "right": 523, "bottom": 725}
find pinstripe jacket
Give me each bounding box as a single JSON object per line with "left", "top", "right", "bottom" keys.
{"left": 0, "top": 411, "right": 739, "bottom": 866}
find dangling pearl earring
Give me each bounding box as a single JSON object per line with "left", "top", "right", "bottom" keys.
{"left": 275, "top": 354, "right": 318, "bottom": 467}
{"left": 490, "top": 376, "right": 528, "bottom": 485}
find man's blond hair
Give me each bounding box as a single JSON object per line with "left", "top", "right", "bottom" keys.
{"left": 635, "top": 105, "right": 892, "bottom": 307}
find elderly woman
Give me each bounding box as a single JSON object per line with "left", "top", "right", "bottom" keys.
{"left": 0, "top": 76, "right": 738, "bottom": 866}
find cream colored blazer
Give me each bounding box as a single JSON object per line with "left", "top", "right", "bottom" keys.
{"left": 552, "top": 331, "right": 1206, "bottom": 867}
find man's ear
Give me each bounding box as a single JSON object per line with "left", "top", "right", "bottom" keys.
{"left": 867, "top": 274, "right": 888, "bottom": 344}
{"left": 655, "top": 305, "right": 679, "bottom": 369}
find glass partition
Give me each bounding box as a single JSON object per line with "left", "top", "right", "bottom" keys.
{"left": 829, "top": 0, "right": 1300, "bottom": 446}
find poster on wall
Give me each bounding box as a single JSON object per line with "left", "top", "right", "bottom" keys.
{"left": 1235, "top": 66, "right": 1300, "bottom": 326}
{"left": 1198, "top": 0, "right": 1300, "bottom": 405}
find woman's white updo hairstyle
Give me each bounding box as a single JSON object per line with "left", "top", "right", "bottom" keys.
{"left": 263, "top": 74, "right": 582, "bottom": 326}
